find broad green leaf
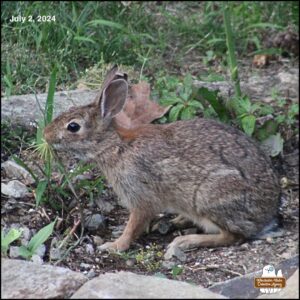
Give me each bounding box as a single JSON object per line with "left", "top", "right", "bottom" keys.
{"left": 169, "top": 104, "right": 184, "bottom": 122}
{"left": 189, "top": 100, "right": 204, "bottom": 109}
{"left": 180, "top": 106, "right": 196, "bottom": 120}
{"left": 27, "top": 219, "right": 56, "bottom": 255}
{"left": 260, "top": 133, "right": 284, "bottom": 157}
{"left": 35, "top": 180, "right": 48, "bottom": 207}
{"left": 160, "top": 96, "right": 181, "bottom": 106}
{"left": 172, "top": 265, "right": 183, "bottom": 276}
{"left": 183, "top": 73, "right": 193, "bottom": 90}
{"left": 241, "top": 115, "right": 256, "bottom": 136}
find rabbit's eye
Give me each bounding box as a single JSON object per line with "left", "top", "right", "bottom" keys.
{"left": 67, "top": 122, "right": 81, "bottom": 133}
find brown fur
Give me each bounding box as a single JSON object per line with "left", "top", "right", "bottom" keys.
{"left": 44, "top": 67, "right": 281, "bottom": 256}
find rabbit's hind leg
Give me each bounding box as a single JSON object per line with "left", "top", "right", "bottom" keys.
{"left": 164, "top": 229, "right": 241, "bottom": 259}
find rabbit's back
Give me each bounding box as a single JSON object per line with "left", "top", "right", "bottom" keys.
{"left": 109, "top": 118, "right": 280, "bottom": 238}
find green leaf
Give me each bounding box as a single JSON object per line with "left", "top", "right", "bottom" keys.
{"left": 180, "top": 106, "right": 196, "bottom": 120}
{"left": 26, "top": 219, "right": 56, "bottom": 256}
{"left": 74, "top": 36, "right": 96, "bottom": 44}
{"left": 45, "top": 68, "right": 57, "bottom": 125}
{"left": 18, "top": 246, "right": 32, "bottom": 259}
{"left": 245, "top": 23, "right": 284, "bottom": 30}
{"left": 35, "top": 180, "right": 48, "bottom": 207}
{"left": 258, "top": 104, "right": 274, "bottom": 116}
{"left": 86, "top": 19, "right": 124, "bottom": 30}
{"left": 196, "top": 87, "right": 230, "bottom": 122}
{"left": 172, "top": 265, "right": 183, "bottom": 276}
{"left": 189, "top": 100, "right": 204, "bottom": 109}
{"left": 160, "top": 96, "right": 181, "bottom": 106}
{"left": 241, "top": 115, "right": 256, "bottom": 136}
{"left": 169, "top": 104, "right": 184, "bottom": 122}
{"left": 183, "top": 73, "right": 193, "bottom": 90}
{"left": 1, "top": 228, "right": 23, "bottom": 254}
{"left": 260, "top": 133, "right": 284, "bottom": 157}
{"left": 255, "top": 119, "right": 278, "bottom": 141}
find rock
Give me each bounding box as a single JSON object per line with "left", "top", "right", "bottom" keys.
{"left": 1, "top": 258, "right": 87, "bottom": 299}
{"left": 125, "top": 258, "right": 136, "bottom": 267}
{"left": 2, "top": 160, "right": 35, "bottom": 185}
{"left": 71, "top": 271, "right": 226, "bottom": 299}
{"left": 95, "top": 197, "right": 115, "bottom": 213}
{"left": 9, "top": 246, "right": 22, "bottom": 259}
{"left": 164, "top": 245, "right": 187, "bottom": 262}
{"left": 257, "top": 269, "right": 299, "bottom": 299}
{"left": 1, "top": 180, "right": 29, "bottom": 198}
{"left": 35, "top": 244, "right": 46, "bottom": 258}
{"left": 30, "top": 254, "right": 44, "bottom": 264}
{"left": 85, "top": 243, "right": 94, "bottom": 255}
{"left": 161, "top": 260, "right": 177, "bottom": 270}
{"left": 92, "top": 236, "right": 104, "bottom": 246}
{"left": 87, "top": 269, "right": 96, "bottom": 279}
{"left": 84, "top": 214, "right": 106, "bottom": 231}
{"left": 80, "top": 263, "right": 91, "bottom": 270}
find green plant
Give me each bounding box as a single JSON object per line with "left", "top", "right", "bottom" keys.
{"left": 19, "top": 219, "right": 56, "bottom": 259}
{"left": 171, "top": 265, "right": 184, "bottom": 278}
{"left": 158, "top": 74, "right": 204, "bottom": 122}
{"left": 1, "top": 228, "right": 23, "bottom": 256}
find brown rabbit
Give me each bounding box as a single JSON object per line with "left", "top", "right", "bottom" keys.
{"left": 44, "top": 66, "right": 281, "bottom": 258}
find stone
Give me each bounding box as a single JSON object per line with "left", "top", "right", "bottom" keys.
{"left": 1, "top": 258, "right": 87, "bottom": 299}
{"left": 84, "top": 213, "right": 106, "bottom": 231}
{"left": 2, "top": 160, "right": 35, "bottom": 185}
{"left": 1, "top": 180, "right": 29, "bottom": 198}
{"left": 92, "top": 235, "right": 104, "bottom": 246}
{"left": 164, "top": 244, "right": 187, "bottom": 262}
{"left": 95, "top": 197, "right": 115, "bottom": 213}
{"left": 71, "top": 271, "right": 226, "bottom": 299}
{"left": 257, "top": 269, "right": 299, "bottom": 299}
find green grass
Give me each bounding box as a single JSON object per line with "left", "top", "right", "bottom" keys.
{"left": 1, "top": 1, "right": 298, "bottom": 95}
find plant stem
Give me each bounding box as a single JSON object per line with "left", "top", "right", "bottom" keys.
{"left": 223, "top": 2, "right": 242, "bottom": 99}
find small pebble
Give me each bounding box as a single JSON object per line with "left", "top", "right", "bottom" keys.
{"left": 162, "top": 260, "right": 176, "bottom": 270}
{"left": 266, "top": 237, "right": 273, "bottom": 244}
{"left": 87, "top": 269, "right": 96, "bottom": 279}
{"left": 93, "top": 236, "right": 104, "bottom": 246}
{"left": 80, "top": 262, "right": 91, "bottom": 269}
{"left": 31, "top": 254, "right": 44, "bottom": 264}
{"left": 85, "top": 243, "right": 95, "bottom": 255}
{"left": 125, "top": 258, "right": 136, "bottom": 267}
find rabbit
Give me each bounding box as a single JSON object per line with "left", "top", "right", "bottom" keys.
{"left": 44, "top": 66, "right": 281, "bottom": 259}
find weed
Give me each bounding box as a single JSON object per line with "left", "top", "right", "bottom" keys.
{"left": 1, "top": 228, "right": 23, "bottom": 256}
{"left": 18, "top": 219, "right": 56, "bottom": 259}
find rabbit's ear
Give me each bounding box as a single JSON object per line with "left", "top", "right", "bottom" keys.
{"left": 101, "top": 78, "right": 128, "bottom": 119}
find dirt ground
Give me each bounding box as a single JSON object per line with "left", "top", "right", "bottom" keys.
{"left": 1, "top": 59, "right": 299, "bottom": 288}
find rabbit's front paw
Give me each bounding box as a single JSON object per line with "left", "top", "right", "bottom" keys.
{"left": 98, "top": 239, "right": 130, "bottom": 253}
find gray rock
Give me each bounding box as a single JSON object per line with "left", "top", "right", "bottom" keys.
{"left": 1, "top": 258, "right": 87, "bottom": 299}
{"left": 92, "top": 235, "right": 104, "bottom": 246}
{"left": 71, "top": 271, "right": 226, "bottom": 299}
{"left": 35, "top": 244, "right": 46, "bottom": 258}
{"left": 164, "top": 245, "right": 187, "bottom": 262}
{"left": 30, "top": 254, "right": 44, "bottom": 264}
{"left": 2, "top": 160, "right": 35, "bottom": 185}
{"left": 9, "top": 246, "right": 22, "bottom": 259}
{"left": 1, "top": 180, "right": 29, "bottom": 198}
{"left": 95, "top": 197, "right": 115, "bottom": 213}
{"left": 84, "top": 214, "right": 106, "bottom": 231}
{"left": 85, "top": 243, "right": 95, "bottom": 255}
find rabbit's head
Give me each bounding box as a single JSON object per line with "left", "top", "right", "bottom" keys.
{"left": 44, "top": 66, "right": 128, "bottom": 159}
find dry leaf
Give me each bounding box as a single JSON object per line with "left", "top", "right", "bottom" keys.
{"left": 252, "top": 54, "right": 270, "bottom": 67}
